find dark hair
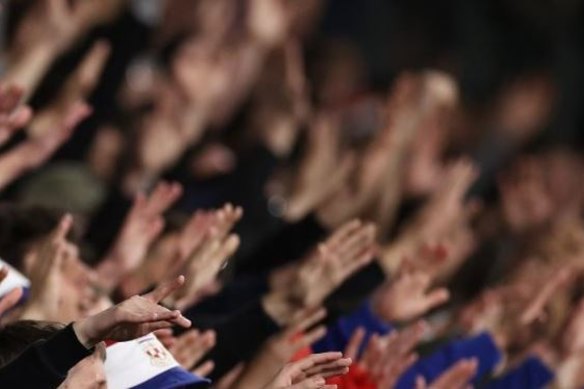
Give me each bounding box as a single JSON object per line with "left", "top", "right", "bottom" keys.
{"left": 0, "top": 203, "right": 62, "bottom": 270}
{"left": 0, "top": 320, "right": 64, "bottom": 368}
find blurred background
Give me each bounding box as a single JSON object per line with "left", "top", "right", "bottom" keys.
{"left": 0, "top": 0, "right": 583, "bottom": 296}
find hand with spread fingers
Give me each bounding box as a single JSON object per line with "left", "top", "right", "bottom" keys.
{"left": 372, "top": 270, "right": 450, "bottom": 323}
{"left": 20, "top": 214, "right": 77, "bottom": 322}
{"left": 415, "top": 358, "right": 478, "bottom": 389}
{"left": 169, "top": 203, "right": 242, "bottom": 310}
{"left": 6, "top": 0, "right": 122, "bottom": 97}
{"left": 263, "top": 220, "right": 377, "bottom": 326}
{"left": 98, "top": 181, "right": 183, "bottom": 290}
{"left": 72, "top": 276, "right": 192, "bottom": 349}
{"left": 0, "top": 96, "right": 91, "bottom": 190}
{"left": 0, "top": 84, "right": 33, "bottom": 146}
{"left": 262, "top": 352, "right": 352, "bottom": 389}
{"left": 168, "top": 329, "right": 216, "bottom": 375}
{"left": 342, "top": 322, "right": 425, "bottom": 389}
{"left": 235, "top": 308, "right": 328, "bottom": 389}
{"left": 406, "top": 159, "right": 479, "bottom": 241}
{"left": 292, "top": 220, "right": 377, "bottom": 308}
{"left": 284, "top": 113, "right": 353, "bottom": 223}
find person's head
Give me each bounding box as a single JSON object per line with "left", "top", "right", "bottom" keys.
{"left": 0, "top": 320, "right": 64, "bottom": 368}
{"left": 61, "top": 343, "right": 107, "bottom": 389}
{"left": 0, "top": 320, "right": 107, "bottom": 388}
{"left": 0, "top": 204, "right": 62, "bottom": 271}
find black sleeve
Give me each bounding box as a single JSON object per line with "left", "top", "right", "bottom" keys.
{"left": 0, "top": 324, "right": 92, "bottom": 388}
{"left": 186, "top": 299, "right": 280, "bottom": 380}
{"left": 324, "top": 261, "right": 387, "bottom": 320}
{"left": 234, "top": 213, "right": 329, "bottom": 274}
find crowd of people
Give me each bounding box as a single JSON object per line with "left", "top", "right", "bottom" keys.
{"left": 0, "top": 0, "right": 583, "bottom": 388}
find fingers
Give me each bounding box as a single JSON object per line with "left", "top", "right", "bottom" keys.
{"left": 297, "top": 325, "right": 327, "bottom": 349}
{"left": 61, "top": 101, "right": 92, "bottom": 134}
{"left": 53, "top": 213, "right": 73, "bottom": 242}
{"left": 144, "top": 181, "right": 183, "bottom": 216}
{"left": 287, "top": 307, "right": 327, "bottom": 337}
{"left": 193, "top": 360, "right": 215, "bottom": 377}
{"left": 293, "top": 352, "right": 344, "bottom": 372}
{"left": 145, "top": 275, "right": 185, "bottom": 303}
{"left": 0, "top": 287, "right": 24, "bottom": 316}
{"left": 213, "top": 234, "right": 240, "bottom": 266}
{"left": 288, "top": 377, "right": 327, "bottom": 389}
{"left": 303, "top": 358, "right": 352, "bottom": 377}
{"left": 179, "top": 211, "right": 213, "bottom": 257}
{"left": 326, "top": 220, "right": 362, "bottom": 249}
{"left": 0, "top": 104, "right": 33, "bottom": 145}
{"left": 344, "top": 327, "right": 365, "bottom": 360}
{"left": 381, "top": 352, "right": 418, "bottom": 388}
{"left": 0, "top": 84, "right": 24, "bottom": 112}
{"left": 73, "top": 40, "right": 111, "bottom": 96}
{"left": 143, "top": 320, "right": 175, "bottom": 333}
{"left": 422, "top": 288, "right": 450, "bottom": 312}
{"left": 153, "top": 328, "right": 176, "bottom": 348}
{"left": 337, "top": 224, "right": 377, "bottom": 264}
{"left": 209, "top": 203, "right": 243, "bottom": 240}
{"left": 520, "top": 267, "right": 571, "bottom": 325}
{"left": 393, "top": 321, "right": 427, "bottom": 356}
{"left": 0, "top": 266, "right": 7, "bottom": 283}
{"left": 171, "top": 329, "right": 215, "bottom": 369}
{"left": 415, "top": 376, "right": 428, "bottom": 389}
{"left": 429, "top": 358, "right": 478, "bottom": 389}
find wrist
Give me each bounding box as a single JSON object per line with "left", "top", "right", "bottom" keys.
{"left": 122, "top": 167, "right": 158, "bottom": 198}
{"left": 96, "top": 257, "right": 124, "bottom": 292}
{"left": 72, "top": 318, "right": 97, "bottom": 349}
{"left": 262, "top": 291, "right": 299, "bottom": 327}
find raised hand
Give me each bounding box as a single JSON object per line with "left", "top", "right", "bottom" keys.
{"left": 0, "top": 84, "right": 33, "bottom": 146}
{"left": 168, "top": 329, "right": 216, "bottom": 374}
{"left": 415, "top": 358, "right": 478, "bottom": 389}
{"left": 284, "top": 113, "right": 354, "bottom": 222}
{"left": 0, "top": 101, "right": 91, "bottom": 190}
{"left": 97, "top": 181, "right": 182, "bottom": 290}
{"left": 170, "top": 204, "right": 242, "bottom": 309}
{"left": 379, "top": 160, "right": 479, "bottom": 277}
{"left": 372, "top": 270, "right": 450, "bottom": 323}
{"left": 408, "top": 159, "right": 479, "bottom": 240}
{"left": 247, "top": 0, "right": 299, "bottom": 48}
{"left": 262, "top": 352, "right": 352, "bottom": 389}
{"left": 343, "top": 322, "right": 424, "bottom": 389}
{"left": 7, "top": 0, "right": 120, "bottom": 97}
{"left": 264, "top": 220, "right": 377, "bottom": 325}
{"left": 404, "top": 71, "right": 458, "bottom": 198}
{"left": 72, "top": 276, "right": 192, "bottom": 349}
{"left": 20, "top": 214, "right": 77, "bottom": 321}
{"left": 235, "top": 308, "right": 327, "bottom": 389}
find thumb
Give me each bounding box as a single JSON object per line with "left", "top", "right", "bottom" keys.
{"left": 415, "top": 375, "right": 427, "bottom": 389}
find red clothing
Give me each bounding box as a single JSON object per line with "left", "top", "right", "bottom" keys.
{"left": 327, "top": 364, "right": 377, "bottom": 389}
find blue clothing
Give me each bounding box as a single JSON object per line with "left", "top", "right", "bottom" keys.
{"left": 312, "top": 301, "right": 392, "bottom": 355}
{"left": 396, "top": 332, "right": 502, "bottom": 389}
{"left": 312, "top": 301, "right": 503, "bottom": 389}
{"left": 484, "top": 356, "right": 554, "bottom": 389}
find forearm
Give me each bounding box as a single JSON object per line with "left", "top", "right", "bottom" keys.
{"left": 4, "top": 43, "right": 59, "bottom": 100}
{"left": 189, "top": 299, "right": 281, "bottom": 380}
{"left": 0, "top": 324, "right": 92, "bottom": 388}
